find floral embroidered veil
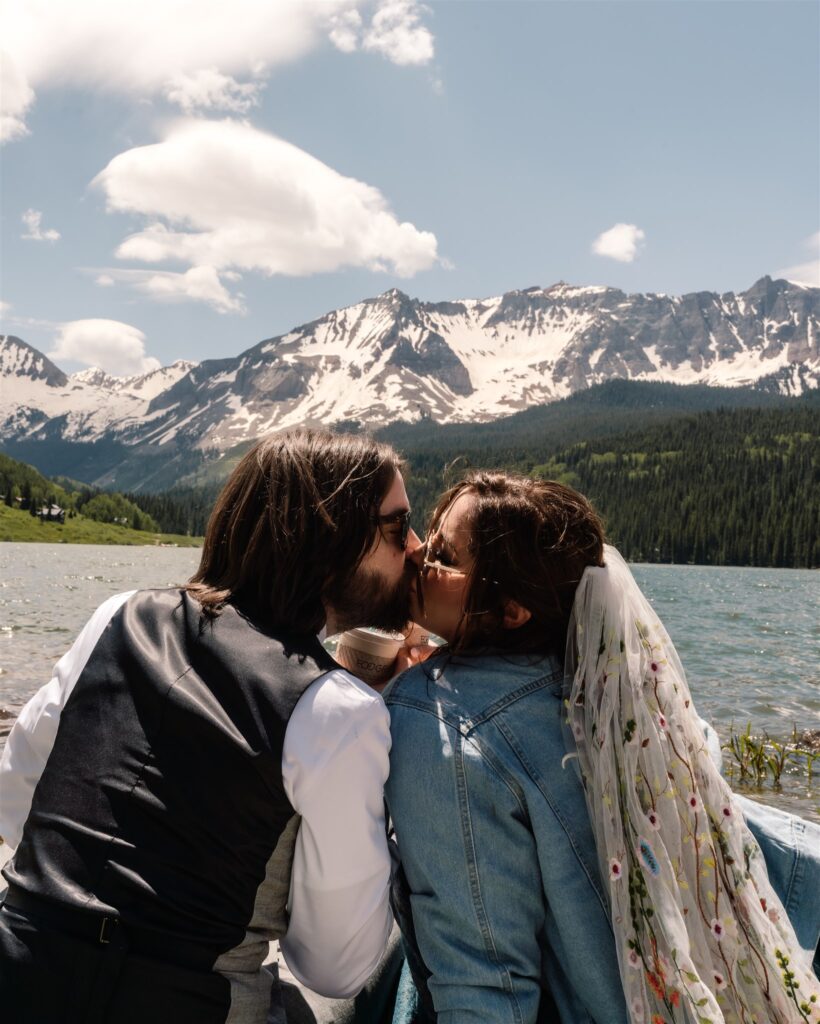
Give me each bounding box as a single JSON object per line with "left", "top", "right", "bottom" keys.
{"left": 563, "top": 546, "right": 819, "bottom": 1024}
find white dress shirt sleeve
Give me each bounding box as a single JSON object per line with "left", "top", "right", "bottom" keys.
{"left": 0, "top": 591, "right": 135, "bottom": 851}
{"left": 279, "top": 668, "right": 393, "bottom": 999}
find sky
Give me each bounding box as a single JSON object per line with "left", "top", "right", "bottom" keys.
{"left": 1, "top": 0, "right": 818, "bottom": 376}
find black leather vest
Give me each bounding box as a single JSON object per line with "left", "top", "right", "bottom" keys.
{"left": 4, "top": 589, "right": 337, "bottom": 967}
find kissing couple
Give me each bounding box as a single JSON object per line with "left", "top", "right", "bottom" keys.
{"left": 1, "top": 429, "right": 818, "bottom": 1024}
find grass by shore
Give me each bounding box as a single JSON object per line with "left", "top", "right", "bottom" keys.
{"left": 0, "top": 504, "right": 202, "bottom": 547}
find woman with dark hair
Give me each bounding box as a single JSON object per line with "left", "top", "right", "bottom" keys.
{"left": 385, "top": 471, "right": 820, "bottom": 1024}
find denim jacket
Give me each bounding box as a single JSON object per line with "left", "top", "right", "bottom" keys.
{"left": 384, "top": 652, "right": 820, "bottom": 1024}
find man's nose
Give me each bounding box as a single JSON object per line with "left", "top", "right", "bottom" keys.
{"left": 405, "top": 529, "right": 424, "bottom": 565}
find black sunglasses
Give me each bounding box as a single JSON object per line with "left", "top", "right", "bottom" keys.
{"left": 375, "top": 510, "right": 412, "bottom": 550}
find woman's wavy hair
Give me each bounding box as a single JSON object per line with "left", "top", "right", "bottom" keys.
{"left": 185, "top": 429, "right": 401, "bottom": 634}
{"left": 428, "top": 471, "right": 606, "bottom": 657}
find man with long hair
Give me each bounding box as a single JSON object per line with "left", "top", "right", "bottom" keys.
{"left": 0, "top": 429, "right": 421, "bottom": 1023}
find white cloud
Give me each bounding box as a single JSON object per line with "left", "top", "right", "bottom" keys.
{"left": 1, "top": 0, "right": 435, "bottom": 140}
{"left": 775, "top": 232, "right": 820, "bottom": 288}
{"left": 95, "top": 274, "right": 115, "bottom": 287}
{"left": 92, "top": 266, "right": 243, "bottom": 313}
{"left": 48, "top": 319, "right": 159, "bottom": 376}
{"left": 0, "top": 52, "right": 34, "bottom": 142}
{"left": 591, "top": 223, "right": 646, "bottom": 263}
{"left": 0, "top": 300, "right": 11, "bottom": 317}
{"left": 136, "top": 267, "right": 244, "bottom": 312}
{"left": 363, "top": 1, "right": 434, "bottom": 66}
{"left": 21, "top": 208, "right": 61, "bottom": 242}
{"left": 777, "top": 261, "right": 820, "bottom": 288}
{"left": 165, "top": 69, "right": 264, "bottom": 114}
{"left": 328, "top": 9, "right": 364, "bottom": 54}
{"left": 94, "top": 118, "right": 438, "bottom": 278}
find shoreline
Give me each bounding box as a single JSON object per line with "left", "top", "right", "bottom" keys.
{"left": 1, "top": 538, "right": 203, "bottom": 548}
{"left": 7, "top": 540, "right": 816, "bottom": 569}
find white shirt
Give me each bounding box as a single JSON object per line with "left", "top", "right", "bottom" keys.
{"left": 0, "top": 592, "right": 393, "bottom": 999}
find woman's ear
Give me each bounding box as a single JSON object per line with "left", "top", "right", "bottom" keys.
{"left": 502, "top": 599, "right": 532, "bottom": 630}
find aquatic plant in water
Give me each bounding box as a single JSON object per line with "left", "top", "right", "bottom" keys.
{"left": 722, "top": 723, "right": 819, "bottom": 790}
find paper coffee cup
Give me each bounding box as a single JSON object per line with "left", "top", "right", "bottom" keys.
{"left": 402, "top": 621, "right": 440, "bottom": 649}
{"left": 336, "top": 628, "right": 403, "bottom": 686}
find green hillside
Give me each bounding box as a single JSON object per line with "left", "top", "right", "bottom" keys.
{"left": 0, "top": 437, "right": 209, "bottom": 495}
{"left": 0, "top": 453, "right": 202, "bottom": 546}
{"left": 379, "top": 378, "right": 797, "bottom": 454}
{"left": 0, "top": 503, "right": 201, "bottom": 546}
{"left": 398, "top": 406, "right": 818, "bottom": 568}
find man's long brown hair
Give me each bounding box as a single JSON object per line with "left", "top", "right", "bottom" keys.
{"left": 185, "top": 429, "right": 401, "bottom": 634}
{"left": 428, "top": 471, "right": 605, "bottom": 657}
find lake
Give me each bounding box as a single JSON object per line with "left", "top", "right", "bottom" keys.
{"left": 1, "top": 543, "right": 818, "bottom": 820}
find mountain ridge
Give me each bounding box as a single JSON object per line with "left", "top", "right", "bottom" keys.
{"left": 2, "top": 275, "right": 817, "bottom": 473}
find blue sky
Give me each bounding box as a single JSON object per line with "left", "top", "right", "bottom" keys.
{"left": 1, "top": 0, "right": 818, "bottom": 375}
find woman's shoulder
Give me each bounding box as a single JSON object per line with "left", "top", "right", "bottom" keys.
{"left": 384, "top": 651, "right": 563, "bottom": 718}
{"left": 382, "top": 658, "right": 439, "bottom": 705}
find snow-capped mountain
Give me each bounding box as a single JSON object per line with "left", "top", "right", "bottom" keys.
{"left": 1, "top": 276, "right": 817, "bottom": 455}
{"left": 69, "top": 362, "right": 198, "bottom": 401}
{"left": 0, "top": 340, "right": 195, "bottom": 443}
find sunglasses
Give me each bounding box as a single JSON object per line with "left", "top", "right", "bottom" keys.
{"left": 421, "top": 538, "right": 499, "bottom": 586}
{"left": 375, "top": 509, "right": 412, "bottom": 551}
{"left": 421, "top": 552, "right": 468, "bottom": 578}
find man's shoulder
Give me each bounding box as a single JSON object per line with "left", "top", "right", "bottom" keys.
{"left": 284, "top": 669, "right": 389, "bottom": 782}
{"left": 293, "top": 668, "right": 387, "bottom": 730}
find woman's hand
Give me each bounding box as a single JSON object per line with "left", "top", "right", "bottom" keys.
{"left": 392, "top": 643, "right": 437, "bottom": 676}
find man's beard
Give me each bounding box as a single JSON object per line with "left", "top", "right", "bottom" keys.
{"left": 330, "top": 564, "right": 414, "bottom": 634}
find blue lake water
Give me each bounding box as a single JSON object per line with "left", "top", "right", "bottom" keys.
{"left": 1, "top": 544, "right": 817, "bottom": 819}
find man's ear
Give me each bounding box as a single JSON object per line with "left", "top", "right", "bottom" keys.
{"left": 502, "top": 599, "right": 532, "bottom": 630}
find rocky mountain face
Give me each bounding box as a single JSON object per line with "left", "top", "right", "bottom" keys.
{"left": 1, "top": 335, "right": 68, "bottom": 387}
{"left": 1, "top": 276, "right": 817, "bottom": 458}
